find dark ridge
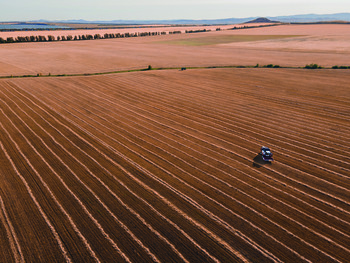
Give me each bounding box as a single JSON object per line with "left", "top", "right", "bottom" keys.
{"left": 246, "top": 17, "right": 280, "bottom": 23}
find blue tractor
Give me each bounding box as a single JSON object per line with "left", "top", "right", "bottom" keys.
{"left": 260, "top": 146, "right": 274, "bottom": 162}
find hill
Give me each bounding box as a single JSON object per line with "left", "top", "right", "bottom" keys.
{"left": 246, "top": 17, "right": 280, "bottom": 23}
{"left": 45, "top": 13, "right": 350, "bottom": 25}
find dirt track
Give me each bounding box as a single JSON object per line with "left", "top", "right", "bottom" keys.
{"left": 0, "top": 67, "right": 349, "bottom": 262}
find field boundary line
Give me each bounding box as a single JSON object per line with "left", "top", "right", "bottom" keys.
{"left": 0, "top": 65, "right": 348, "bottom": 79}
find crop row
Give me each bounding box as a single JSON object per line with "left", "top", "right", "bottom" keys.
{"left": 0, "top": 68, "right": 349, "bottom": 262}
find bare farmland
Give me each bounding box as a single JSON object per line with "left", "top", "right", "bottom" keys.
{"left": 0, "top": 67, "right": 349, "bottom": 262}
{"left": 1, "top": 24, "right": 350, "bottom": 76}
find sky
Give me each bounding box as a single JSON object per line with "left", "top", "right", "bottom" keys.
{"left": 1, "top": 0, "right": 349, "bottom": 21}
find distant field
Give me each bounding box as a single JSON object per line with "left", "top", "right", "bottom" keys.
{"left": 0, "top": 24, "right": 350, "bottom": 77}
{"left": 159, "top": 35, "right": 302, "bottom": 46}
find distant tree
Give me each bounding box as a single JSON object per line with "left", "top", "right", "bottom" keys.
{"left": 66, "top": 35, "right": 73, "bottom": 40}
{"left": 56, "top": 36, "right": 61, "bottom": 41}
{"left": 6, "top": 37, "right": 14, "bottom": 43}
{"left": 16, "top": 36, "right": 26, "bottom": 42}
{"left": 94, "top": 34, "right": 101, "bottom": 39}
{"left": 305, "top": 63, "right": 321, "bottom": 69}
{"left": 38, "top": 35, "right": 47, "bottom": 42}
{"left": 0, "top": 37, "right": 6, "bottom": 43}
{"left": 74, "top": 36, "right": 78, "bottom": 40}
{"left": 48, "top": 35, "right": 55, "bottom": 41}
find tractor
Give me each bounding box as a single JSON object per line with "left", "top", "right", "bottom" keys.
{"left": 260, "top": 146, "right": 274, "bottom": 162}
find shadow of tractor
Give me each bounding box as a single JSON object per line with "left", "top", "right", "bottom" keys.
{"left": 253, "top": 154, "right": 272, "bottom": 168}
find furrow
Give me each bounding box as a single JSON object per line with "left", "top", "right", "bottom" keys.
{"left": 55, "top": 77, "right": 350, "bottom": 231}
{"left": 2, "top": 83, "right": 183, "bottom": 263}
{"left": 40, "top": 78, "right": 350, "bottom": 261}
{"left": 42, "top": 85, "right": 314, "bottom": 262}
{"left": 75, "top": 87, "right": 350, "bottom": 242}
{"left": 0, "top": 194, "right": 24, "bottom": 263}
{"left": 8, "top": 82, "right": 232, "bottom": 263}
{"left": 0, "top": 90, "right": 134, "bottom": 263}
{"left": 110, "top": 76, "right": 350, "bottom": 168}
{"left": 110, "top": 73, "right": 350, "bottom": 144}
{"left": 19, "top": 79, "right": 348, "bottom": 261}
{"left": 14, "top": 80, "right": 272, "bottom": 263}
{"left": 57, "top": 77, "right": 350, "bottom": 212}
{"left": 0, "top": 128, "right": 72, "bottom": 263}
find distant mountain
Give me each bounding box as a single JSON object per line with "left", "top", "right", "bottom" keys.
{"left": 42, "top": 18, "right": 254, "bottom": 25}
{"left": 27, "top": 13, "right": 350, "bottom": 25}
{"left": 246, "top": 17, "right": 280, "bottom": 23}
{"left": 269, "top": 13, "right": 350, "bottom": 23}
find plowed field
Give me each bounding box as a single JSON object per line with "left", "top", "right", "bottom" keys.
{"left": 0, "top": 67, "right": 349, "bottom": 262}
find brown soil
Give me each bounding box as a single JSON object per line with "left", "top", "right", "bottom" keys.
{"left": 0, "top": 68, "right": 349, "bottom": 262}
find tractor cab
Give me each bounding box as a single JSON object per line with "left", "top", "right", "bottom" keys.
{"left": 260, "top": 146, "right": 274, "bottom": 162}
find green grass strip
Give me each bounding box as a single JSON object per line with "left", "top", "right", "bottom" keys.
{"left": 0, "top": 64, "right": 346, "bottom": 80}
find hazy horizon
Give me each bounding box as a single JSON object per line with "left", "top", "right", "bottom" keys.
{"left": 2, "top": 0, "right": 349, "bottom": 22}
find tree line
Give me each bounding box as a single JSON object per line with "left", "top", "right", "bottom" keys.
{"left": 0, "top": 30, "right": 180, "bottom": 44}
